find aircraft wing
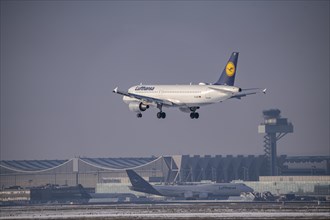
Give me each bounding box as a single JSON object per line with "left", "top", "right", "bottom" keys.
{"left": 113, "top": 87, "right": 174, "bottom": 106}
{"left": 230, "top": 88, "right": 266, "bottom": 99}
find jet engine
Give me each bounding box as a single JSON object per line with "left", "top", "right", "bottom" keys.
{"left": 128, "top": 102, "right": 149, "bottom": 112}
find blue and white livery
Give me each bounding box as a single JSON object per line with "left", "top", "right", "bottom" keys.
{"left": 113, "top": 52, "right": 266, "bottom": 119}
{"left": 126, "top": 169, "right": 254, "bottom": 199}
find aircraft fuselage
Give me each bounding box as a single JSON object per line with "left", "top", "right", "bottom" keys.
{"left": 123, "top": 85, "right": 241, "bottom": 108}
{"left": 153, "top": 183, "right": 253, "bottom": 199}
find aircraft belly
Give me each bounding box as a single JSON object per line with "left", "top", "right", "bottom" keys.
{"left": 123, "top": 87, "right": 233, "bottom": 111}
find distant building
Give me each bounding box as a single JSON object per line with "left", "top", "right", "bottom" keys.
{"left": 1, "top": 155, "right": 329, "bottom": 189}
{"left": 240, "top": 176, "right": 330, "bottom": 196}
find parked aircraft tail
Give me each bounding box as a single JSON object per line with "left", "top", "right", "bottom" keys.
{"left": 126, "top": 170, "right": 162, "bottom": 196}
{"left": 214, "top": 52, "right": 239, "bottom": 86}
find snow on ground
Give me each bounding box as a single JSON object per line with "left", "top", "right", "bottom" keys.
{"left": 1, "top": 209, "right": 329, "bottom": 219}
{"left": 1, "top": 203, "right": 329, "bottom": 219}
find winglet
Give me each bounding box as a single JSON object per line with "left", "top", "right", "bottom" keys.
{"left": 262, "top": 88, "right": 267, "bottom": 94}
{"left": 113, "top": 87, "right": 118, "bottom": 93}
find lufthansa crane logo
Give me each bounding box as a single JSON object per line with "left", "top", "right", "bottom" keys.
{"left": 226, "top": 62, "right": 235, "bottom": 77}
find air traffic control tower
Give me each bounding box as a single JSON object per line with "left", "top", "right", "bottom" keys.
{"left": 258, "top": 109, "right": 293, "bottom": 176}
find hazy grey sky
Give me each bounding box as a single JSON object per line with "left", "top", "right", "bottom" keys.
{"left": 1, "top": 1, "right": 329, "bottom": 160}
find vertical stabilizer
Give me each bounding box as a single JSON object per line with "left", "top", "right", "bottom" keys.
{"left": 214, "top": 52, "right": 239, "bottom": 86}
{"left": 126, "top": 170, "right": 162, "bottom": 196}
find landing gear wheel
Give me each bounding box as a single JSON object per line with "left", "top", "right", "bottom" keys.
{"left": 157, "top": 112, "right": 166, "bottom": 119}
{"left": 137, "top": 113, "right": 142, "bottom": 118}
{"left": 194, "top": 112, "right": 199, "bottom": 119}
{"left": 190, "top": 112, "right": 199, "bottom": 119}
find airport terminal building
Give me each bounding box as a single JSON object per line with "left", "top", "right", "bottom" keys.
{"left": 1, "top": 155, "right": 329, "bottom": 193}
{"left": 3, "top": 110, "right": 328, "bottom": 197}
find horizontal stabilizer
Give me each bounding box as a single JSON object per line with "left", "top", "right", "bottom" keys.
{"left": 230, "top": 88, "right": 267, "bottom": 99}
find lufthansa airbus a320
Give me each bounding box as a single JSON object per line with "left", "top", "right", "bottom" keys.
{"left": 113, "top": 52, "right": 266, "bottom": 119}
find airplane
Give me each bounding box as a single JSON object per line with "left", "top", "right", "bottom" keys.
{"left": 126, "top": 169, "right": 254, "bottom": 200}
{"left": 113, "top": 52, "right": 266, "bottom": 119}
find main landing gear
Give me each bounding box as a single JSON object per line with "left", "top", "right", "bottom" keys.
{"left": 189, "top": 107, "right": 200, "bottom": 119}
{"left": 136, "top": 112, "right": 166, "bottom": 119}
{"left": 156, "top": 104, "right": 166, "bottom": 119}
{"left": 190, "top": 112, "right": 199, "bottom": 119}
{"left": 157, "top": 112, "right": 166, "bottom": 119}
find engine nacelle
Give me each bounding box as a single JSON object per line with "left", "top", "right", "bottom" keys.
{"left": 128, "top": 102, "right": 149, "bottom": 112}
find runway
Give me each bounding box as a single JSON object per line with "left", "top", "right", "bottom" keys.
{"left": 1, "top": 201, "right": 329, "bottom": 220}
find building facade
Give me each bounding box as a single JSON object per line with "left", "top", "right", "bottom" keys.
{"left": 1, "top": 155, "right": 329, "bottom": 189}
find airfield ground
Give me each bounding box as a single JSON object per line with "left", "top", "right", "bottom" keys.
{"left": 1, "top": 201, "right": 329, "bottom": 220}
